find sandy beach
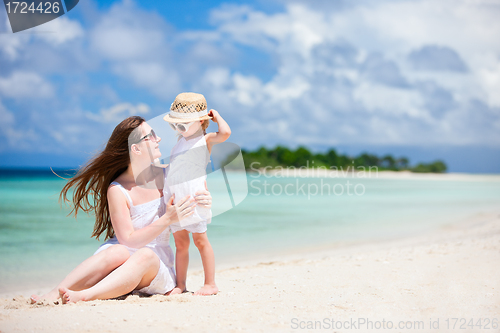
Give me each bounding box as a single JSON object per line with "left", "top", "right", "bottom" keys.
{"left": 1, "top": 206, "right": 499, "bottom": 332}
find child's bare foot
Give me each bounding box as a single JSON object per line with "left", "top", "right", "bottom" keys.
{"left": 194, "top": 284, "right": 218, "bottom": 296}
{"left": 59, "top": 287, "right": 86, "bottom": 304}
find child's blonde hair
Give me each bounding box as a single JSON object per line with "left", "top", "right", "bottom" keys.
{"left": 201, "top": 119, "right": 209, "bottom": 135}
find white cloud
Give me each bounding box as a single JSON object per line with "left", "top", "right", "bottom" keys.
{"left": 264, "top": 76, "right": 310, "bottom": 104}
{"left": 89, "top": 0, "right": 170, "bottom": 62}
{"left": 0, "top": 34, "right": 27, "bottom": 60}
{"left": 88, "top": 0, "right": 180, "bottom": 99}
{"left": 0, "top": 99, "right": 38, "bottom": 150}
{"left": 200, "top": 67, "right": 231, "bottom": 88}
{"left": 91, "top": 21, "right": 164, "bottom": 61}
{"left": 87, "top": 102, "right": 150, "bottom": 123}
{"left": 0, "top": 72, "right": 54, "bottom": 99}
{"left": 210, "top": 3, "right": 327, "bottom": 56}
{"left": 353, "top": 83, "right": 430, "bottom": 120}
{"left": 478, "top": 60, "right": 500, "bottom": 107}
{"left": 230, "top": 73, "right": 263, "bottom": 107}
{"left": 32, "top": 16, "right": 84, "bottom": 45}
{"left": 0, "top": 10, "right": 30, "bottom": 60}
{"left": 0, "top": 100, "right": 15, "bottom": 127}
{"left": 332, "top": 0, "right": 500, "bottom": 108}
{"left": 0, "top": 10, "right": 83, "bottom": 61}
{"left": 113, "top": 61, "right": 181, "bottom": 98}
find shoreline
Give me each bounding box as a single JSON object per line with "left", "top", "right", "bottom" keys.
{"left": 1, "top": 209, "right": 499, "bottom": 332}
{"left": 252, "top": 168, "right": 500, "bottom": 181}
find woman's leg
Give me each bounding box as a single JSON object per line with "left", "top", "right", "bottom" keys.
{"left": 59, "top": 247, "right": 160, "bottom": 303}
{"left": 31, "top": 245, "right": 130, "bottom": 303}
{"left": 192, "top": 232, "right": 218, "bottom": 295}
{"left": 170, "top": 230, "right": 190, "bottom": 295}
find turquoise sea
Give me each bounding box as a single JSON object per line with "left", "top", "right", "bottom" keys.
{"left": 1, "top": 169, "right": 500, "bottom": 293}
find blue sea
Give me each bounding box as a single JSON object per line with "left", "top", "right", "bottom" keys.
{"left": 1, "top": 169, "right": 499, "bottom": 293}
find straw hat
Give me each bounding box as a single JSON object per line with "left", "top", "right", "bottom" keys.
{"left": 163, "top": 92, "right": 212, "bottom": 123}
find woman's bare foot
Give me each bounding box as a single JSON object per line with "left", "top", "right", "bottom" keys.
{"left": 30, "top": 289, "right": 60, "bottom": 304}
{"left": 59, "top": 287, "right": 86, "bottom": 304}
{"left": 194, "top": 284, "right": 218, "bottom": 296}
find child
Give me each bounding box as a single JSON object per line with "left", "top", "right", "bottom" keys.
{"left": 163, "top": 92, "right": 231, "bottom": 295}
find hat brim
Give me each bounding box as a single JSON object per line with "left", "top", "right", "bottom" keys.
{"left": 163, "top": 114, "right": 212, "bottom": 123}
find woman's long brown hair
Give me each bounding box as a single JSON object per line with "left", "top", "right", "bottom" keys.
{"left": 60, "top": 116, "right": 146, "bottom": 241}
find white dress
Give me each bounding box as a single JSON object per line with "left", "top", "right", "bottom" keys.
{"left": 166, "top": 134, "right": 212, "bottom": 234}
{"left": 93, "top": 182, "right": 176, "bottom": 295}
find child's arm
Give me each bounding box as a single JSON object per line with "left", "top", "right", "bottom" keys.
{"left": 205, "top": 109, "right": 231, "bottom": 153}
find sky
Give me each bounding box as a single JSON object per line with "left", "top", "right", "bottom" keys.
{"left": 0, "top": 0, "right": 500, "bottom": 172}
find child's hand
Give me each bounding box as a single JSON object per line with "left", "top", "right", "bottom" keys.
{"left": 205, "top": 110, "right": 230, "bottom": 148}
{"left": 208, "top": 109, "right": 220, "bottom": 123}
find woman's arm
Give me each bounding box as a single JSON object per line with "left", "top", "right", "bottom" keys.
{"left": 107, "top": 186, "right": 194, "bottom": 249}
{"left": 194, "top": 180, "right": 213, "bottom": 208}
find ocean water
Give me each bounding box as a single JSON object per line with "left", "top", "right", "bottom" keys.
{"left": 1, "top": 169, "right": 499, "bottom": 293}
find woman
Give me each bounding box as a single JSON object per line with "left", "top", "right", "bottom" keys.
{"left": 30, "top": 116, "right": 212, "bottom": 304}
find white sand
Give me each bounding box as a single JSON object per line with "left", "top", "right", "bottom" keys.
{"left": 1, "top": 209, "right": 499, "bottom": 332}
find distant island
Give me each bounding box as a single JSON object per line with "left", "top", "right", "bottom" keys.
{"left": 240, "top": 146, "right": 447, "bottom": 173}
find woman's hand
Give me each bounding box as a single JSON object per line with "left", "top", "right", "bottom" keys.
{"left": 194, "top": 180, "right": 212, "bottom": 209}
{"left": 152, "top": 158, "right": 169, "bottom": 168}
{"left": 165, "top": 194, "right": 196, "bottom": 224}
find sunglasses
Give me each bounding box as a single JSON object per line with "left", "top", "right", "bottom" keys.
{"left": 137, "top": 129, "right": 159, "bottom": 143}
{"left": 169, "top": 121, "right": 195, "bottom": 133}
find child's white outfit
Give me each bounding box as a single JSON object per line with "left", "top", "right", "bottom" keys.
{"left": 94, "top": 181, "right": 176, "bottom": 295}
{"left": 165, "top": 133, "right": 212, "bottom": 234}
